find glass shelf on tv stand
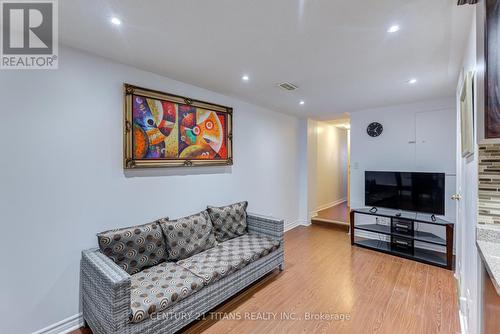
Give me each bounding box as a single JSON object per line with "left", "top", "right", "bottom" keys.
{"left": 353, "top": 237, "right": 448, "bottom": 267}
{"left": 351, "top": 207, "right": 452, "bottom": 226}
{"left": 354, "top": 223, "right": 446, "bottom": 246}
{"left": 350, "top": 207, "right": 454, "bottom": 270}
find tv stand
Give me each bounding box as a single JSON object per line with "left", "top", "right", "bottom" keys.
{"left": 350, "top": 208, "right": 454, "bottom": 270}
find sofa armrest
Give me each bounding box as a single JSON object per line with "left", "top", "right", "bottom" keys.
{"left": 82, "top": 248, "right": 130, "bottom": 285}
{"left": 247, "top": 213, "right": 284, "bottom": 242}
{"left": 81, "top": 248, "right": 131, "bottom": 333}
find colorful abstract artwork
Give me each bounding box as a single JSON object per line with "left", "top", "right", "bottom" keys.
{"left": 124, "top": 84, "right": 232, "bottom": 168}
{"left": 486, "top": 0, "right": 500, "bottom": 138}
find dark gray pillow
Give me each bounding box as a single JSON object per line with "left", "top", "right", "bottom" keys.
{"left": 207, "top": 201, "right": 248, "bottom": 242}
{"left": 97, "top": 221, "right": 167, "bottom": 275}
{"left": 159, "top": 211, "right": 217, "bottom": 261}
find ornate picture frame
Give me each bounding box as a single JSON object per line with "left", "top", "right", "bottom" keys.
{"left": 485, "top": 0, "right": 500, "bottom": 138}
{"left": 460, "top": 71, "right": 474, "bottom": 158}
{"left": 123, "top": 84, "right": 233, "bottom": 168}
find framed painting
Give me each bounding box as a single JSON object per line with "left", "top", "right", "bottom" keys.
{"left": 123, "top": 84, "right": 233, "bottom": 168}
{"left": 485, "top": 0, "right": 500, "bottom": 138}
{"left": 460, "top": 71, "right": 474, "bottom": 158}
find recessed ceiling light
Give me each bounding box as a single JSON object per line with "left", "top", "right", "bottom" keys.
{"left": 110, "top": 17, "right": 122, "bottom": 25}
{"left": 299, "top": 100, "right": 305, "bottom": 105}
{"left": 242, "top": 75, "right": 249, "bottom": 81}
{"left": 387, "top": 25, "right": 400, "bottom": 33}
{"left": 408, "top": 78, "right": 417, "bottom": 84}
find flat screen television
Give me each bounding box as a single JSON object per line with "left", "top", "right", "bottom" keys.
{"left": 365, "top": 171, "right": 445, "bottom": 215}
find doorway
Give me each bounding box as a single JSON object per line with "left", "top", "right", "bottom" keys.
{"left": 307, "top": 117, "right": 350, "bottom": 227}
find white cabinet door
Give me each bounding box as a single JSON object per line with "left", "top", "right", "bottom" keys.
{"left": 415, "top": 109, "right": 456, "bottom": 173}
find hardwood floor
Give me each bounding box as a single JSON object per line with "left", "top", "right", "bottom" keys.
{"left": 72, "top": 224, "right": 460, "bottom": 334}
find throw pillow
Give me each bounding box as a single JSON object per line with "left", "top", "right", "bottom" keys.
{"left": 159, "top": 211, "right": 217, "bottom": 261}
{"left": 207, "top": 201, "right": 248, "bottom": 242}
{"left": 97, "top": 221, "right": 167, "bottom": 275}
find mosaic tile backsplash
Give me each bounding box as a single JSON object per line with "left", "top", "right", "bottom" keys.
{"left": 479, "top": 144, "right": 500, "bottom": 225}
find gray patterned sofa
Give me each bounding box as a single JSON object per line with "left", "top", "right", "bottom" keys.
{"left": 80, "top": 202, "right": 284, "bottom": 334}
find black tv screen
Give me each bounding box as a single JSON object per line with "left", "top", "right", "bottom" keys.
{"left": 365, "top": 171, "right": 445, "bottom": 215}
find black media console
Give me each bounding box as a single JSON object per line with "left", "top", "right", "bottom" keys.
{"left": 350, "top": 208, "right": 454, "bottom": 270}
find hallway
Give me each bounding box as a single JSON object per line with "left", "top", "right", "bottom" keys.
{"left": 312, "top": 202, "right": 350, "bottom": 226}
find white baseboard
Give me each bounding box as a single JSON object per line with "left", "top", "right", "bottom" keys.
{"left": 32, "top": 313, "right": 84, "bottom": 334}
{"left": 309, "top": 198, "right": 347, "bottom": 219}
{"left": 285, "top": 219, "right": 310, "bottom": 232}
{"left": 315, "top": 198, "right": 347, "bottom": 213}
{"left": 309, "top": 212, "right": 318, "bottom": 221}
{"left": 458, "top": 309, "right": 467, "bottom": 334}
{"left": 312, "top": 217, "right": 349, "bottom": 226}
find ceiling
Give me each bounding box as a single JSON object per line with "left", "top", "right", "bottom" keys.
{"left": 59, "top": 0, "right": 473, "bottom": 119}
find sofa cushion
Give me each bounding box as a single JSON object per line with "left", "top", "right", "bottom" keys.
{"left": 207, "top": 201, "right": 248, "bottom": 242}
{"left": 219, "top": 233, "right": 281, "bottom": 262}
{"left": 159, "top": 211, "right": 216, "bottom": 261}
{"left": 97, "top": 221, "right": 166, "bottom": 275}
{"left": 177, "top": 245, "right": 248, "bottom": 285}
{"left": 129, "top": 262, "right": 204, "bottom": 323}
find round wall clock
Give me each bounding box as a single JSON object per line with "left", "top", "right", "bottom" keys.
{"left": 367, "top": 122, "right": 383, "bottom": 137}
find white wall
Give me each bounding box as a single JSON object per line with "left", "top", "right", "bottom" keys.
{"left": 349, "top": 99, "right": 456, "bottom": 214}
{"left": 307, "top": 120, "right": 348, "bottom": 216}
{"left": 349, "top": 99, "right": 457, "bottom": 238}
{"left": 0, "top": 47, "right": 303, "bottom": 334}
